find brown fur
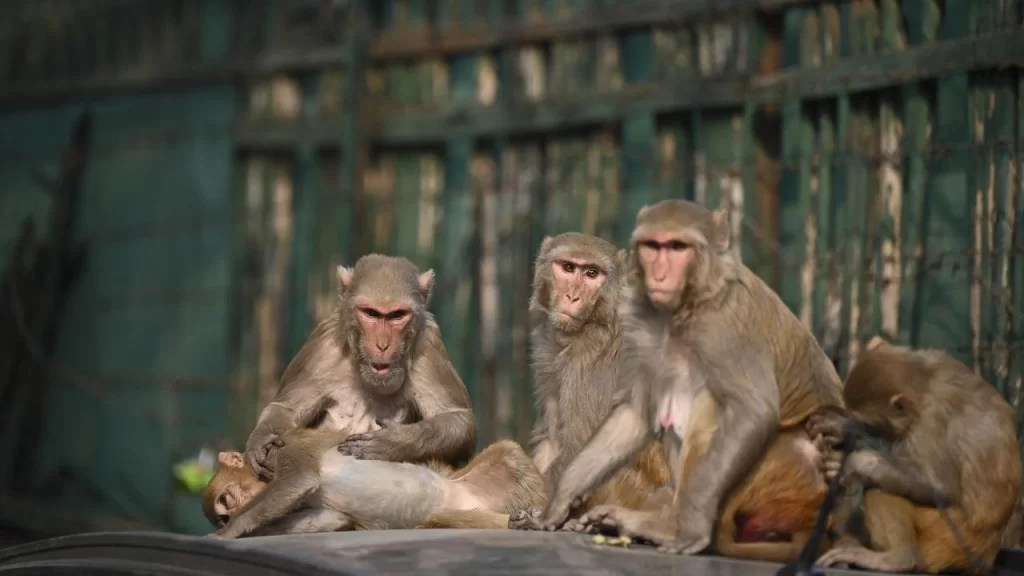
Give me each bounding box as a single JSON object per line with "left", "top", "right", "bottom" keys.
{"left": 813, "top": 338, "right": 1021, "bottom": 574}
{"left": 514, "top": 200, "right": 843, "bottom": 559}
{"left": 243, "top": 254, "right": 476, "bottom": 482}
{"left": 521, "top": 233, "right": 671, "bottom": 520}
{"left": 205, "top": 421, "right": 546, "bottom": 538}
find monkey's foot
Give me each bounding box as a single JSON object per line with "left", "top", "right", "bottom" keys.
{"left": 508, "top": 507, "right": 545, "bottom": 531}
{"left": 816, "top": 545, "right": 917, "bottom": 572}
{"left": 560, "top": 518, "right": 595, "bottom": 533}
{"left": 657, "top": 534, "right": 711, "bottom": 555}
{"left": 576, "top": 506, "right": 674, "bottom": 545}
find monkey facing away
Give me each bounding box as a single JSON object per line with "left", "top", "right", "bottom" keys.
{"left": 513, "top": 200, "right": 844, "bottom": 557}
{"left": 807, "top": 337, "right": 1021, "bottom": 574}
{"left": 522, "top": 233, "right": 671, "bottom": 519}
{"left": 243, "top": 254, "right": 476, "bottom": 481}
{"left": 205, "top": 400, "right": 546, "bottom": 538}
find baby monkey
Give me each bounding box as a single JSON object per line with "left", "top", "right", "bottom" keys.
{"left": 204, "top": 399, "right": 546, "bottom": 538}
{"left": 809, "top": 337, "right": 1021, "bottom": 574}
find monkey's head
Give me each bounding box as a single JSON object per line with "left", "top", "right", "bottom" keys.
{"left": 337, "top": 254, "right": 434, "bottom": 395}
{"left": 629, "top": 200, "right": 735, "bottom": 312}
{"left": 842, "top": 337, "right": 926, "bottom": 440}
{"left": 530, "top": 233, "right": 627, "bottom": 334}
{"left": 202, "top": 451, "right": 267, "bottom": 528}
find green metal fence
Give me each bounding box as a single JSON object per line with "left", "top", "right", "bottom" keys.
{"left": 0, "top": 0, "right": 1022, "bottom": 535}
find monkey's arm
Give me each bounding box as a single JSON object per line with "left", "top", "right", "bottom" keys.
{"left": 668, "top": 335, "right": 779, "bottom": 554}
{"left": 845, "top": 449, "right": 955, "bottom": 506}
{"left": 340, "top": 348, "right": 477, "bottom": 464}
{"left": 213, "top": 469, "right": 320, "bottom": 539}
{"left": 540, "top": 401, "right": 651, "bottom": 528}
{"left": 251, "top": 508, "right": 354, "bottom": 536}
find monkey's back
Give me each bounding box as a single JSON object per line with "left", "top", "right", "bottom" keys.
{"left": 730, "top": 265, "right": 843, "bottom": 426}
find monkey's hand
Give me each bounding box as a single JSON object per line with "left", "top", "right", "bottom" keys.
{"left": 658, "top": 509, "right": 713, "bottom": 555}
{"left": 806, "top": 409, "right": 845, "bottom": 450}
{"left": 244, "top": 434, "right": 285, "bottom": 482}
{"left": 841, "top": 449, "right": 886, "bottom": 487}
{"left": 508, "top": 492, "right": 581, "bottom": 531}
{"left": 813, "top": 433, "right": 843, "bottom": 482}
{"left": 337, "top": 422, "right": 403, "bottom": 461}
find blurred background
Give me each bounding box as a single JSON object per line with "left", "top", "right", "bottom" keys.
{"left": 0, "top": 0, "right": 1021, "bottom": 545}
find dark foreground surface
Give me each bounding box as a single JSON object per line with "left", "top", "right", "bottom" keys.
{"left": 2, "top": 529, "right": 1024, "bottom": 576}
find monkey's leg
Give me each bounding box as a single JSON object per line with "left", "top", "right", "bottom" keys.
{"left": 214, "top": 474, "right": 319, "bottom": 539}
{"left": 816, "top": 489, "right": 920, "bottom": 572}
{"left": 419, "top": 510, "right": 511, "bottom": 530}
{"left": 512, "top": 403, "right": 651, "bottom": 531}
{"left": 251, "top": 508, "right": 354, "bottom": 536}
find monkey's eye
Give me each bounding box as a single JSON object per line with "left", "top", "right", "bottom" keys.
{"left": 640, "top": 240, "right": 661, "bottom": 251}
{"left": 360, "top": 308, "right": 384, "bottom": 320}
{"left": 584, "top": 268, "right": 600, "bottom": 279}
{"left": 561, "top": 262, "right": 576, "bottom": 274}
{"left": 667, "top": 240, "right": 689, "bottom": 251}
{"left": 385, "top": 310, "right": 408, "bottom": 321}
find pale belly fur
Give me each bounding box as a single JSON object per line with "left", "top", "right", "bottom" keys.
{"left": 316, "top": 449, "right": 449, "bottom": 529}
{"left": 653, "top": 359, "right": 701, "bottom": 486}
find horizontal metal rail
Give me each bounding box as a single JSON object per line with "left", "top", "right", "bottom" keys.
{"left": 372, "top": 29, "right": 1024, "bottom": 145}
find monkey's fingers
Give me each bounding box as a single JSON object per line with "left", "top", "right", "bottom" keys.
{"left": 560, "top": 519, "right": 595, "bottom": 534}
{"left": 508, "top": 507, "right": 544, "bottom": 530}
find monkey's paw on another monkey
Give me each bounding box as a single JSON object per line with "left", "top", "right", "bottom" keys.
{"left": 245, "top": 435, "right": 285, "bottom": 482}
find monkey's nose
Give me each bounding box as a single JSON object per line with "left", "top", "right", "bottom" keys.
{"left": 565, "top": 294, "right": 581, "bottom": 304}
{"left": 376, "top": 341, "right": 390, "bottom": 352}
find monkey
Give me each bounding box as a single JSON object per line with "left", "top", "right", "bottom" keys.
{"left": 205, "top": 399, "right": 546, "bottom": 538}
{"left": 510, "top": 199, "right": 844, "bottom": 557}
{"left": 806, "top": 337, "right": 1022, "bottom": 574}
{"left": 243, "top": 254, "right": 476, "bottom": 482}
{"left": 520, "top": 232, "right": 672, "bottom": 524}
{"left": 534, "top": 383, "right": 836, "bottom": 563}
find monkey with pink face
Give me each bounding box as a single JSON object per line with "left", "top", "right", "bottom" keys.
{"left": 514, "top": 200, "right": 843, "bottom": 558}
{"left": 243, "top": 254, "right": 477, "bottom": 486}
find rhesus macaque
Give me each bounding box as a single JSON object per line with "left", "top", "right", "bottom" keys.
{"left": 205, "top": 400, "right": 546, "bottom": 538}
{"left": 243, "top": 254, "right": 476, "bottom": 481}
{"left": 522, "top": 233, "right": 671, "bottom": 520}
{"left": 513, "top": 199, "right": 844, "bottom": 557}
{"left": 807, "top": 337, "right": 1022, "bottom": 574}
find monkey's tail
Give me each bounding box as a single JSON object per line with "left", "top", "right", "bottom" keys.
{"left": 418, "top": 510, "right": 510, "bottom": 530}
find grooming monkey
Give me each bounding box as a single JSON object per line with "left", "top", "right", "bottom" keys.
{"left": 513, "top": 199, "right": 844, "bottom": 557}
{"left": 206, "top": 399, "right": 546, "bottom": 538}
{"left": 808, "top": 337, "right": 1021, "bottom": 574}
{"left": 243, "top": 254, "right": 476, "bottom": 481}
{"left": 523, "top": 233, "right": 671, "bottom": 521}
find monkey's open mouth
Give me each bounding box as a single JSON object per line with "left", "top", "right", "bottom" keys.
{"left": 369, "top": 362, "right": 391, "bottom": 375}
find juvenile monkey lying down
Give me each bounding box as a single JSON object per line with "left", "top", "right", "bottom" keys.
{"left": 203, "top": 410, "right": 547, "bottom": 538}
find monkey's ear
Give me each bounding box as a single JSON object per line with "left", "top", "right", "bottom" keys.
{"left": 866, "top": 335, "right": 889, "bottom": 351}
{"left": 711, "top": 209, "right": 731, "bottom": 252}
{"left": 616, "top": 248, "right": 629, "bottom": 270}
{"left": 889, "top": 393, "right": 912, "bottom": 415}
{"left": 417, "top": 269, "right": 436, "bottom": 302}
{"left": 336, "top": 265, "right": 354, "bottom": 290}
{"left": 218, "top": 451, "right": 245, "bottom": 469}
{"left": 636, "top": 205, "right": 651, "bottom": 222}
